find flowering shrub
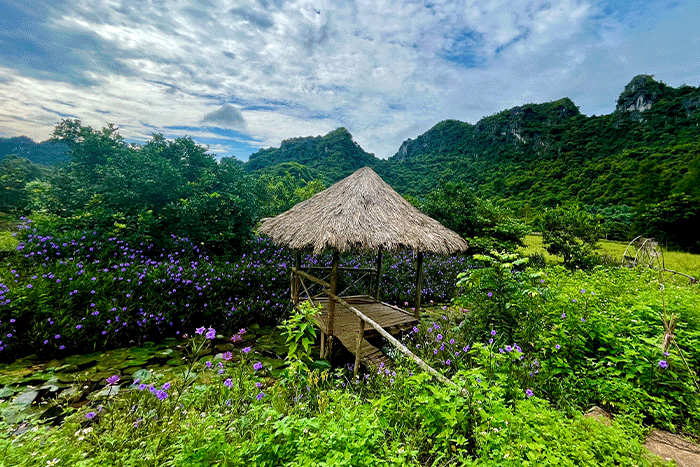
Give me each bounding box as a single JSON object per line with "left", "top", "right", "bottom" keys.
{"left": 0, "top": 218, "right": 471, "bottom": 361}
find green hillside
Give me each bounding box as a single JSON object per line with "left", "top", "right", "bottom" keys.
{"left": 244, "top": 127, "right": 379, "bottom": 185}
{"left": 380, "top": 75, "right": 700, "bottom": 208}
{"left": 0, "top": 136, "right": 70, "bottom": 166}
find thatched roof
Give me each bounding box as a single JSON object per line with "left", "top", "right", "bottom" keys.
{"left": 258, "top": 167, "right": 468, "bottom": 255}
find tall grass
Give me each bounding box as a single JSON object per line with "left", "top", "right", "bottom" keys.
{"left": 521, "top": 234, "right": 700, "bottom": 281}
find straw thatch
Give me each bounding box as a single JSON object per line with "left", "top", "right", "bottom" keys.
{"left": 258, "top": 167, "right": 468, "bottom": 255}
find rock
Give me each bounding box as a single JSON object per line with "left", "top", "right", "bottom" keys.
{"left": 583, "top": 406, "right": 612, "bottom": 426}
{"left": 645, "top": 429, "right": 700, "bottom": 467}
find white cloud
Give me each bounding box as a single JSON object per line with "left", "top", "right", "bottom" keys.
{"left": 0, "top": 0, "right": 698, "bottom": 159}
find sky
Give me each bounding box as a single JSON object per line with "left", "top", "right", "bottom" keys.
{"left": 0, "top": 0, "right": 698, "bottom": 161}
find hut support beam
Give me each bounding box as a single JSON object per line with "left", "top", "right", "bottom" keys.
{"left": 373, "top": 250, "right": 382, "bottom": 299}
{"left": 325, "top": 250, "right": 340, "bottom": 359}
{"left": 414, "top": 251, "right": 423, "bottom": 318}
{"left": 353, "top": 318, "right": 365, "bottom": 378}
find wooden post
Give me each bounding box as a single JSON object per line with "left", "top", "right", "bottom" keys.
{"left": 414, "top": 250, "right": 423, "bottom": 318}
{"left": 326, "top": 250, "right": 340, "bottom": 359}
{"left": 292, "top": 251, "right": 301, "bottom": 304}
{"left": 353, "top": 318, "right": 365, "bottom": 378}
{"left": 373, "top": 249, "right": 382, "bottom": 299}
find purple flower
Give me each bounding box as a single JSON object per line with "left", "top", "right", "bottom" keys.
{"left": 86, "top": 412, "right": 96, "bottom": 419}
{"left": 256, "top": 392, "right": 265, "bottom": 400}
{"left": 222, "top": 351, "right": 233, "bottom": 361}
{"left": 436, "top": 334, "right": 443, "bottom": 341}
{"left": 561, "top": 313, "right": 566, "bottom": 319}
{"left": 658, "top": 360, "right": 668, "bottom": 369}
{"left": 581, "top": 317, "right": 586, "bottom": 323}
{"left": 205, "top": 328, "right": 216, "bottom": 339}
{"left": 490, "top": 330, "right": 497, "bottom": 336}
{"left": 487, "top": 292, "right": 493, "bottom": 297}
{"left": 162, "top": 382, "right": 171, "bottom": 390}
{"left": 555, "top": 344, "right": 561, "bottom": 350}
{"left": 242, "top": 347, "right": 251, "bottom": 354}
{"left": 525, "top": 389, "right": 534, "bottom": 398}
{"left": 195, "top": 326, "right": 206, "bottom": 335}
{"left": 54, "top": 334, "right": 60, "bottom": 339}
{"left": 256, "top": 382, "right": 263, "bottom": 388}
{"left": 253, "top": 362, "right": 263, "bottom": 371}
{"left": 106, "top": 375, "right": 120, "bottom": 385}
{"left": 155, "top": 390, "right": 168, "bottom": 400}
{"left": 76, "top": 324, "right": 82, "bottom": 330}
{"left": 224, "top": 378, "right": 233, "bottom": 388}
{"left": 206, "top": 361, "right": 212, "bottom": 368}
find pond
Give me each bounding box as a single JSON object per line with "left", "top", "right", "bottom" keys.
{"left": 0, "top": 325, "right": 291, "bottom": 428}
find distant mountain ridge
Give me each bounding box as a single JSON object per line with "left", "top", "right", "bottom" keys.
{"left": 244, "top": 127, "right": 378, "bottom": 185}
{"left": 0, "top": 136, "right": 70, "bottom": 166}
{"left": 241, "top": 75, "right": 700, "bottom": 211}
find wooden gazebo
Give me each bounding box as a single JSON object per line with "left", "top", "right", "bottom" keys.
{"left": 258, "top": 167, "right": 468, "bottom": 375}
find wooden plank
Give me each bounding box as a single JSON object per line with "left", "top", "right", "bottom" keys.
{"left": 328, "top": 292, "right": 466, "bottom": 394}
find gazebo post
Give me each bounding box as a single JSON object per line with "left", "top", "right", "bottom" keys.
{"left": 325, "top": 250, "right": 340, "bottom": 359}
{"left": 414, "top": 251, "right": 423, "bottom": 318}
{"left": 373, "top": 249, "right": 382, "bottom": 299}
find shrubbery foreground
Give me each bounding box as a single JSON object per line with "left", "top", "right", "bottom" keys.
{"left": 2, "top": 230, "right": 699, "bottom": 465}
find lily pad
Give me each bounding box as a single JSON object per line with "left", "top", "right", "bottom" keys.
{"left": 0, "top": 387, "right": 17, "bottom": 399}
{"left": 38, "top": 405, "right": 64, "bottom": 421}
{"left": 12, "top": 389, "right": 39, "bottom": 407}
{"left": 132, "top": 369, "right": 152, "bottom": 383}
{"left": 87, "top": 385, "right": 120, "bottom": 401}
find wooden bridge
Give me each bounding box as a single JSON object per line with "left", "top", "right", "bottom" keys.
{"left": 291, "top": 260, "right": 419, "bottom": 373}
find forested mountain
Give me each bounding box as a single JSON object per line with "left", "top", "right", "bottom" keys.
{"left": 243, "top": 75, "right": 700, "bottom": 212}
{"left": 0, "top": 136, "right": 70, "bottom": 165}
{"left": 244, "top": 127, "right": 378, "bottom": 185}
{"left": 240, "top": 75, "right": 700, "bottom": 250}
{"left": 379, "top": 75, "right": 700, "bottom": 208}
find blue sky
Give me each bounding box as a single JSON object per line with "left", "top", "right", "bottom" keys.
{"left": 0, "top": 0, "right": 698, "bottom": 160}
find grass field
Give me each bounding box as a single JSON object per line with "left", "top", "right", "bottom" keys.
{"left": 521, "top": 234, "right": 700, "bottom": 282}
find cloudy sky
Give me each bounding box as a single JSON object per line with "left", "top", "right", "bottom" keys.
{"left": 1, "top": 0, "right": 698, "bottom": 160}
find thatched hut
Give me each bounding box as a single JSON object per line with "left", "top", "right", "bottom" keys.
{"left": 258, "top": 167, "right": 468, "bottom": 367}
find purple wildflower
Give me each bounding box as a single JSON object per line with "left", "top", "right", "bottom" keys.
{"left": 525, "top": 389, "right": 534, "bottom": 398}
{"left": 106, "top": 375, "right": 120, "bottom": 385}
{"left": 253, "top": 362, "right": 263, "bottom": 371}
{"left": 86, "top": 412, "right": 96, "bottom": 419}
{"left": 658, "top": 360, "right": 668, "bottom": 369}
{"left": 224, "top": 378, "right": 233, "bottom": 388}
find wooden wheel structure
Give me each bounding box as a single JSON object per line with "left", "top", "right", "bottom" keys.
{"left": 622, "top": 236, "right": 664, "bottom": 270}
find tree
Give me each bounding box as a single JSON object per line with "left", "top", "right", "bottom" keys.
{"left": 539, "top": 206, "right": 602, "bottom": 270}
{"left": 419, "top": 182, "right": 529, "bottom": 254}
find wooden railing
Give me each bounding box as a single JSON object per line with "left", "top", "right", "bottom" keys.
{"left": 289, "top": 266, "right": 468, "bottom": 396}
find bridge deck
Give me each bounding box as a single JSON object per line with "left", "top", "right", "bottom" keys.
{"left": 303, "top": 295, "right": 418, "bottom": 368}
